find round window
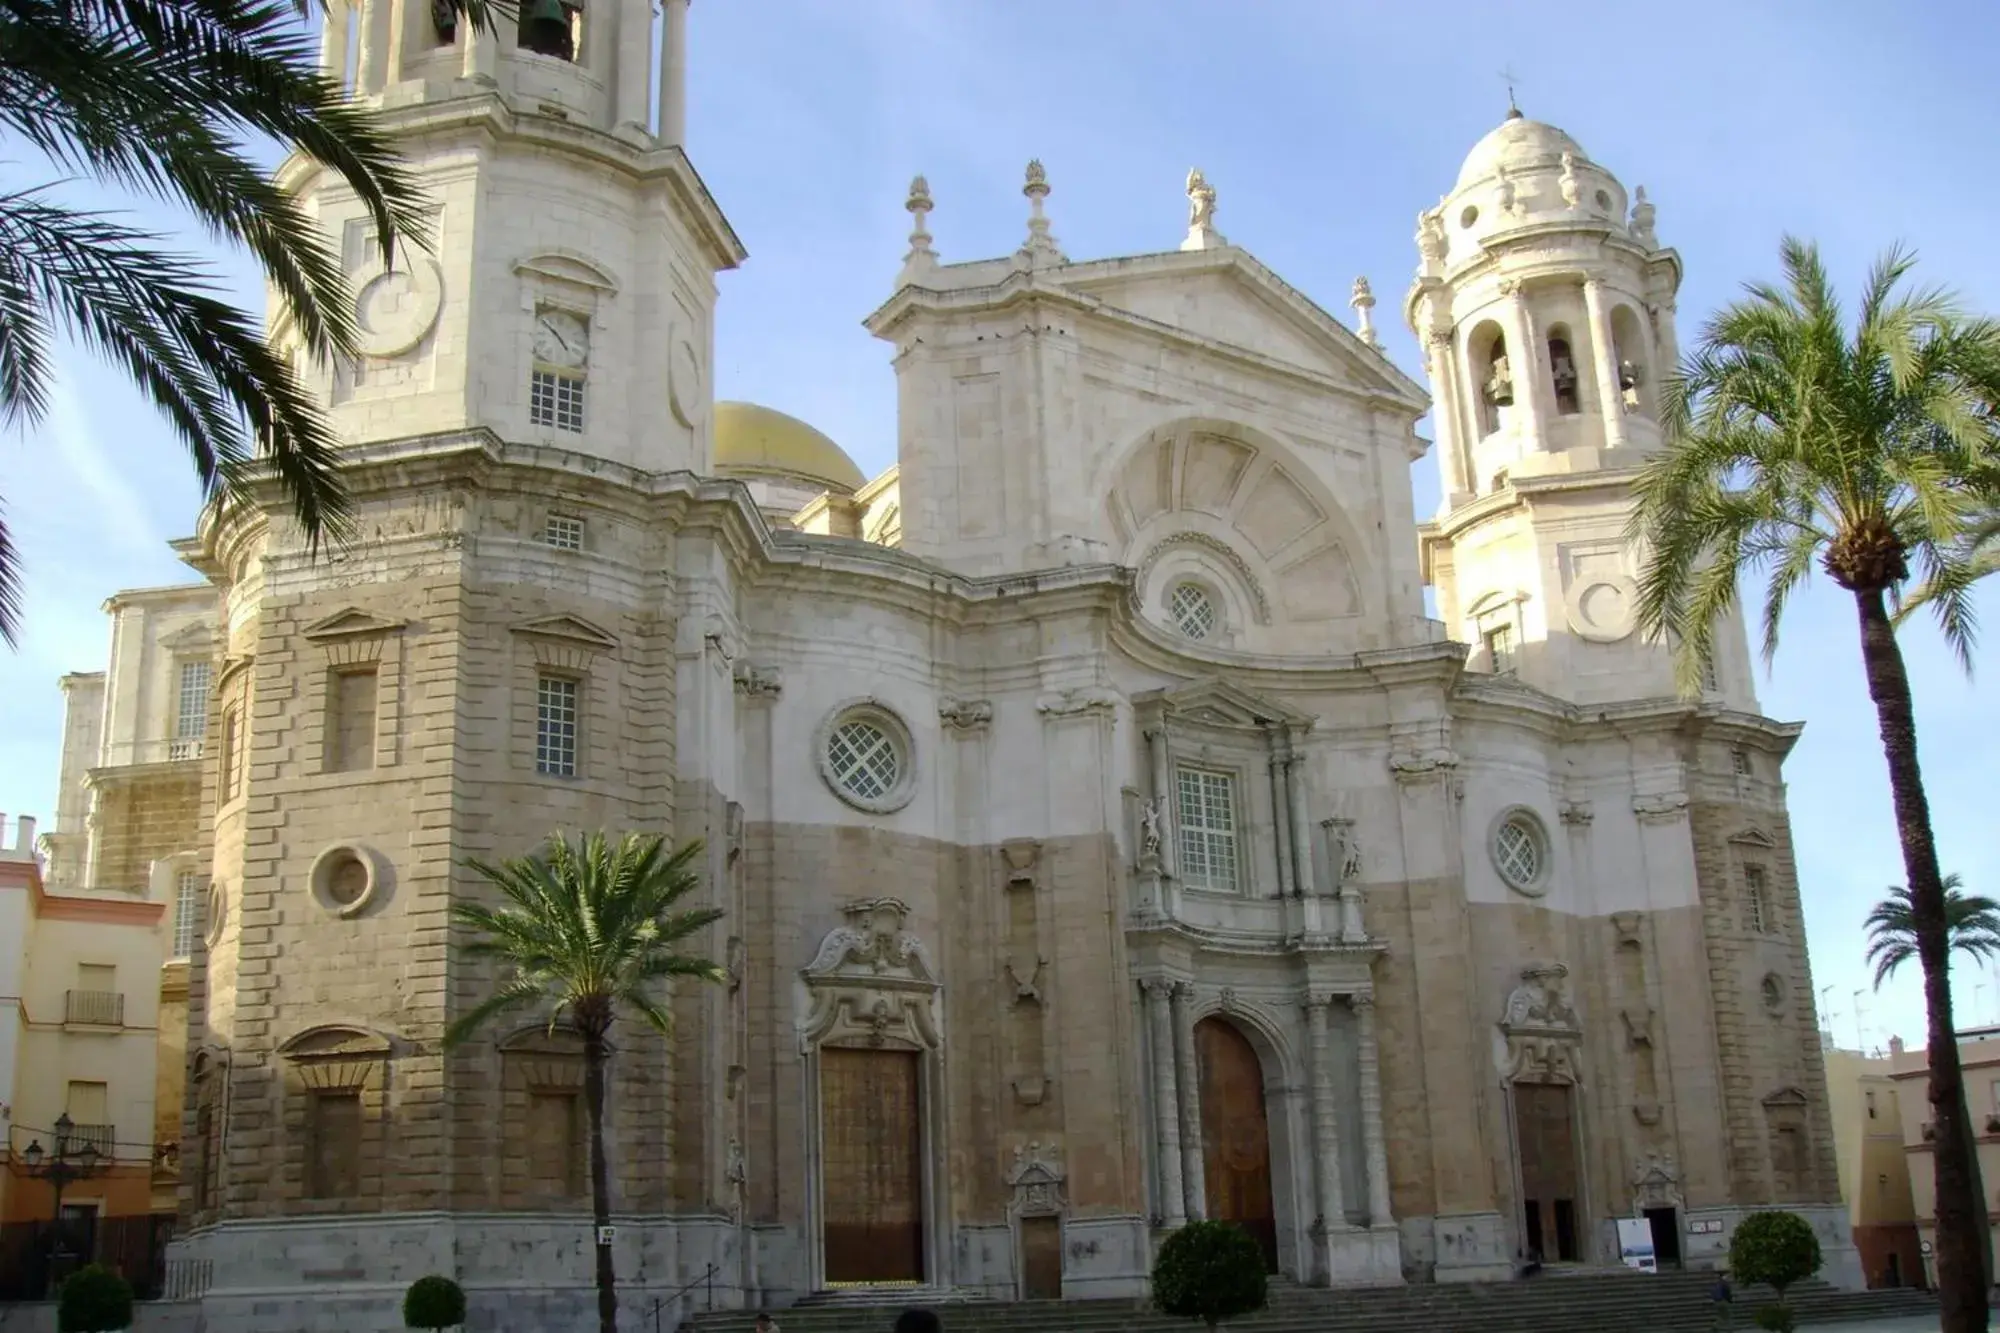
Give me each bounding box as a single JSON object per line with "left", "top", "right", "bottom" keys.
{"left": 1595, "top": 188, "right": 1612, "bottom": 211}
{"left": 308, "top": 843, "right": 386, "bottom": 918}
{"left": 1460, "top": 204, "right": 1480, "bottom": 229}
{"left": 817, "top": 702, "right": 917, "bottom": 814}
{"left": 1761, "top": 974, "right": 1786, "bottom": 1012}
{"left": 1168, "top": 583, "right": 1216, "bottom": 641}
{"left": 1492, "top": 812, "right": 1548, "bottom": 893}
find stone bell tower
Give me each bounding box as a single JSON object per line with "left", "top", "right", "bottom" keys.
{"left": 1409, "top": 109, "right": 1755, "bottom": 708}
{"left": 282, "top": 0, "right": 744, "bottom": 473}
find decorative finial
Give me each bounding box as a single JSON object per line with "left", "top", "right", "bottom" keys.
{"left": 1629, "top": 185, "right": 1657, "bottom": 248}
{"left": 1499, "top": 64, "right": 1523, "bottom": 118}
{"left": 1349, "top": 277, "right": 1379, "bottom": 348}
{"left": 899, "top": 174, "right": 937, "bottom": 282}
{"left": 1018, "top": 159, "right": 1064, "bottom": 268}
{"left": 1416, "top": 208, "right": 1447, "bottom": 268}
{"left": 1181, "top": 167, "right": 1226, "bottom": 252}
{"left": 1558, "top": 151, "right": 1580, "bottom": 208}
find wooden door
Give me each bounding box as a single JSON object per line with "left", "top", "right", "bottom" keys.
{"left": 1196, "top": 1017, "right": 1278, "bottom": 1272}
{"left": 820, "top": 1047, "right": 925, "bottom": 1284}
{"left": 1019, "top": 1215, "right": 1062, "bottom": 1299}
{"left": 1513, "top": 1082, "right": 1580, "bottom": 1262}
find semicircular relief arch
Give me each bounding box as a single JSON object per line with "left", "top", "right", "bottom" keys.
{"left": 1100, "top": 417, "right": 1377, "bottom": 655}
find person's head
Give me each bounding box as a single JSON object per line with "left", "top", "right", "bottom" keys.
{"left": 753, "top": 1315, "right": 774, "bottom": 1331}
{"left": 893, "top": 1309, "right": 942, "bottom": 1333}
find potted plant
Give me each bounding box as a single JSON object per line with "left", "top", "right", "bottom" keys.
{"left": 1729, "top": 1210, "right": 1822, "bottom": 1333}
{"left": 403, "top": 1274, "right": 467, "bottom": 1332}
{"left": 1152, "top": 1220, "right": 1268, "bottom": 1331}
{"left": 58, "top": 1265, "right": 134, "bottom": 1333}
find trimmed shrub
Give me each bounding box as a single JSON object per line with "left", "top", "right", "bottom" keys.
{"left": 402, "top": 1274, "right": 468, "bottom": 1331}
{"left": 1730, "top": 1209, "right": 1822, "bottom": 1333}
{"left": 57, "top": 1265, "right": 134, "bottom": 1333}
{"left": 1152, "top": 1220, "right": 1268, "bottom": 1330}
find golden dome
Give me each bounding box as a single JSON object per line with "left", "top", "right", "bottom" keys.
{"left": 712, "top": 401, "right": 865, "bottom": 493}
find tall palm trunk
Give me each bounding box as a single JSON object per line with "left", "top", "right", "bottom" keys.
{"left": 1854, "top": 588, "right": 1988, "bottom": 1331}
{"left": 584, "top": 1031, "right": 618, "bottom": 1333}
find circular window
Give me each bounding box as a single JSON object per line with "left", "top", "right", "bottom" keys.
{"left": 816, "top": 702, "right": 917, "bottom": 814}
{"left": 309, "top": 843, "right": 386, "bottom": 918}
{"left": 1460, "top": 204, "right": 1480, "bottom": 229}
{"left": 1168, "top": 583, "right": 1216, "bottom": 641}
{"left": 1762, "top": 973, "right": 1787, "bottom": 1013}
{"left": 1491, "top": 811, "right": 1549, "bottom": 894}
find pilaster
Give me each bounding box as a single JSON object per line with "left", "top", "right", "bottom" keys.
{"left": 1141, "top": 979, "right": 1185, "bottom": 1226}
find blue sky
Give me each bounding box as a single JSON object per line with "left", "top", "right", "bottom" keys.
{"left": 3, "top": 0, "right": 1997, "bottom": 1051}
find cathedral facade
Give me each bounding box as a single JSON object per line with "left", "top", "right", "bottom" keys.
{"left": 66, "top": 4, "right": 1856, "bottom": 1329}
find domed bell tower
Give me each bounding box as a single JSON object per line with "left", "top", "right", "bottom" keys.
{"left": 1409, "top": 110, "right": 1755, "bottom": 709}
{"left": 281, "top": 0, "right": 744, "bottom": 474}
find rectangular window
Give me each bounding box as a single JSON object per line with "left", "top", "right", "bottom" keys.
{"left": 1745, "top": 865, "right": 1770, "bottom": 933}
{"left": 1175, "top": 766, "right": 1239, "bottom": 892}
{"left": 1866, "top": 1089, "right": 1878, "bottom": 1120}
{"left": 327, "top": 668, "right": 379, "bottom": 773}
{"left": 535, "top": 675, "right": 579, "bottom": 777}
{"left": 172, "top": 871, "right": 202, "bottom": 958}
{"left": 171, "top": 660, "right": 212, "bottom": 758}
{"left": 527, "top": 1089, "right": 583, "bottom": 1197}
{"left": 65, "top": 1079, "right": 108, "bottom": 1124}
{"left": 529, "top": 369, "right": 586, "bottom": 433}
{"left": 309, "top": 1091, "right": 363, "bottom": 1199}
{"left": 543, "top": 514, "right": 585, "bottom": 550}
{"left": 1484, "top": 623, "right": 1518, "bottom": 674}
{"left": 1731, "top": 747, "right": 1752, "bottom": 777}
{"left": 1702, "top": 655, "right": 1721, "bottom": 692}
{"left": 220, "top": 706, "right": 241, "bottom": 800}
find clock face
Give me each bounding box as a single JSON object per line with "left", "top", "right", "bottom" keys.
{"left": 534, "top": 309, "right": 590, "bottom": 369}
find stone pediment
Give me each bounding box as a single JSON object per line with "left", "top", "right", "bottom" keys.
{"left": 1728, "top": 826, "right": 1780, "bottom": 849}
{"left": 1500, "top": 963, "right": 1581, "bottom": 1085}
{"left": 512, "top": 250, "right": 620, "bottom": 294}
{"left": 1138, "top": 677, "right": 1313, "bottom": 731}
{"left": 159, "top": 620, "right": 216, "bottom": 650}
{"left": 301, "top": 607, "right": 406, "bottom": 641}
{"left": 1762, "top": 1086, "right": 1810, "bottom": 1108}
{"left": 799, "top": 898, "right": 941, "bottom": 1052}
{"left": 510, "top": 615, "right": 619, "bottom": 651}
{"left": 1058, "top": 250, "right": 1427, "bottom": 407}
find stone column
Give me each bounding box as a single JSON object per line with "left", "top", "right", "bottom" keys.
{"left": 321, "top": 0, "right": 351, "bottom": 82}
{"left": 1269, "top": 748, "right": 1294, "bottom": 898}
{"left": 353, "top": 0, "right": 382, "bottom": 94}
{"left": 1146, "top": 727, "right": 1176, "bottom": 880}
{"left": 1503, "top": 292, "right": 1547, "bottom": 445}
{"left": 1351, "top": 992, "right": 1394, "bottom": 1226}
{"left": 657, "top": 0, "right": 690, "bottom": 146}
{"left": 460, "top": 0, "right": 496, "bottom": 82}
{"left": 1305, "top": 995, "right": 1347, "bottom": 1233}
{"left": 1143, "top": 980, "right": 1185, "bottom": 1225}
{"left": 614, "top": 0, "right": 652, "bottom": 134}
{"left": 1426, "top": 333, "right": 1472, "bottom": 501}
{"left": 1170, "top": 982, "right": 1206, "bottom": 1219}
{"left": 1582, "top": 279, "right": 1628, "bottom": 449}
{"left": 1287, "top": 730, "right": 1317, "bottom": 899}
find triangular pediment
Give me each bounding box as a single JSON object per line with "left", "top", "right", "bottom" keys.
{"left": 510, "top": 614, "right": 619, "bottom": 651}
{"left": 158, "top": 620, "right": 215, "bottom": 650}
{"left": 1762, "top": 1086, "right": 1810, "bottom": 1108}
{"left": 1143, "top": 676, "right": 1313, "bottom": 729}
{"left": 1728, "top": 826, "right": 1780, "bottom": 849}
{"left": 301, "top": 608, "right": 405, "bottom": 641}
{"left": 1059, "top": 249, "right": 1428, "bottom": 407}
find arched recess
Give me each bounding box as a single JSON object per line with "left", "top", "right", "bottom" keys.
{"left": 497, "top": 1024, "right": 589, "bottom": 1206}
{"left": 276, "top": 1024, "right": 394, "bottom": 1208}
{"left": 1465, "top": 320, "right": 1511, "bottom": 438}
{"left": 1609, "top": 304, "right": 1651, "bottom": 418}
{"left": 1097, "top": 417, "right": 1377, "bottom": 654}
{"left": 798, "top": 898, "right": 946, "bottom": 1292}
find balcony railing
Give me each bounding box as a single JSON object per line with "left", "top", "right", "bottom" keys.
{"left": 64, "top": 989, "right": 125, "bottom": 1027}
{"left": 92, "top": 738, "right": 204, "bottom": 769}
{"left": 62, "top": 1122, "right": 116, "bottom": 1157}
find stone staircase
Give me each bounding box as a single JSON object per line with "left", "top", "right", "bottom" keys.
{"left": 691, "top": 1269, "right": 1939, "bottom": 1333}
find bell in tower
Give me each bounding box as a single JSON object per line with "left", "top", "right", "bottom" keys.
{"left": 518, "top": 0, "right": 577, "bottom": 60}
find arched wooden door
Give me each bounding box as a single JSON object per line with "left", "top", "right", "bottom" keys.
{"left": 1196, "top": 1017, "right": 1278, "bottom": 1272}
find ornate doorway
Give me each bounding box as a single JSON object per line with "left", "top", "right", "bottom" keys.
{"left": 1513, "top": 1082, "right": 1579, "bottom": 1262}
{"left": 1196, "top": 1017, "right": 1278, "bottom": 1272}
{"left": 820, "top": 1047, "right": 925, "bottom": 1283}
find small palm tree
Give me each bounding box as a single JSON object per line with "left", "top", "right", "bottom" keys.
{"left": 1629, "top": 237, "right": 2000, "bottom": 1333}
{"left": 1867, "top": 874, "right": 2000, "bottom": 991}
{"left": 0, "top": 0, "right": 498, "bottom": 644}
{"left": 445, "top": 831, "right": 725, "bottom": 1333}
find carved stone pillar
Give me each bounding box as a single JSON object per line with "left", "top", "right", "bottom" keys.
{"left": 1351, "top": 992, "right": 1394, "bottom": 1227}
{"left": 657, "top": 0, "right": 690, "bottom": 146}
{"left": 321, "top": 0, "right": 350, "bottom": 80}
{"left": 1306, "top": 995, "right": 1347, "bottom": 1234}
{"left": 1146, "top": 727, "right": 1177, "bottom": 880}
{"left": 1287, "top": 729, "right": 1317, "bottom": 899}
{"left": 460, "top": 1, "right": 496, "bottom": 82}
{"left": 1427, "top": 332, "right": 1472, "bottom": 502}
{"left": 1143, "top": 980, "right": 1185, "bottom": 1225}
{"left": 614, "top": 0, "right": 653, "bottom": 133}
{"left": 1268, "top": 748, "right": 1294, "bottom": 898}
{"left": 1582, "top": 279, "right": 1628, "bottom": 449}
{"left": 1170, "top": 981, "right": 1206, "bottom": 1219}
{"left": 1504, "top": 291, "right": 1547, "bottom": 444}
{"left": 352, "top": 0, "right": 381, "bottom": 92}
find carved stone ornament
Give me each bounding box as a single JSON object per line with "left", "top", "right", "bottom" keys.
{"left": 1501, "top": 963, "right": 1582, "bottom": 1085}
{"left": 938, "top": 697, "right": 993, "bottom": 731}
{"left": 1633, "top": 1151, "right": 1682, "bottom": 1210}
{"left": 1632, "top": 791, "right": 1690, "bottom": 824}
{"left": 1008, "top": 1141, "right": 1067, "bottom": 1218}
{"left": 732, "top": 661, "right": 783, "bottom": 699}
{"left": 800, "top": 898, "right": 940, "bottom": 1052}
{"left": 1001, "top": 839, "right": 1041, "bottom": 887}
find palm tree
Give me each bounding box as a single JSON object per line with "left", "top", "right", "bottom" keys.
{"left": 1899, "top": 507, "right": 2000, "bottom": 623}
{"left": 445, "top": 831, "right": 725, "bottom": 1333}
{"left": 0, "top": 0, "right": 496, "bottom": 645}
{"left": 1629, "top": 237, "right": 2000, "bottom": 1333}
{"left": 1867, "top": 874, "right": 2000, "bottom": 991}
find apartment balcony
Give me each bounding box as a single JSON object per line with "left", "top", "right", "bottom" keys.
{"left": 64, "top": 989, "right": 125, "bottom": 1028}
{"left": 64, "top": 1122, "right": 116, "bottom": 1158}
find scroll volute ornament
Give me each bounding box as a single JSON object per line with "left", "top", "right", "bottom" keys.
{"left": 800, "top": 898, "right": 941, "bottom": 1051}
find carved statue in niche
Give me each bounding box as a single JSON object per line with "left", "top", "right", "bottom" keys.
{"left": 1140, "top": 799, "right": 1163, "bottom": 856}
{"left": 799, "top": 898, "right": 940, "bottom": 1051}
{"left": 1501, "top": 964, "right": 1582, "bottom": 1084}
{"left": 1496, "top": 163, "right": 1518, "bottom": 214}
{"left": 1559, "top": 151, "right": 1581, "bottom": 208}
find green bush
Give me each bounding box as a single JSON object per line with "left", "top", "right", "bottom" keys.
{"left": 1152, "top": 1220, "right": 1268, "bottom": 1330}
{"left": 57, "top": 1265, "right": 133, "bottom": 1333}
{"left": 1729, "top": 1210, "right": 1823, "bottom": 1295}
{"left": 402, "top": 1274, "right": 467, "bottom": 1331}
{"left": 1753, "top": 1305, "right": 1796, "bottom": 1333}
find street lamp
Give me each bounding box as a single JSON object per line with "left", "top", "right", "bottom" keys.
{"left": 18, "top": 1113, "right": 106, "bottom": 1283}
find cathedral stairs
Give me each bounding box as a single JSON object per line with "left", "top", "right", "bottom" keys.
{"left": 692, "top": 1269, "right": 1938, "bottom": 1333}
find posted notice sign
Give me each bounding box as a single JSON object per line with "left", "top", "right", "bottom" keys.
{"left": 1617, "top": 1218, "right": 1658, "bottom": 1272}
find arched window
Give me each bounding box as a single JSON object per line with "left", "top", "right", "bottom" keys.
{"left": 1610, "top": 305, "right": 1649, "bottom": 418}
{"left": 1470, "top": 323, "right": 1510, "bottom": 437}
{"left": 1546, "top": 326, "right": 1580, "bottom": 416}
{"left": 517, "top": 0, "right": 582, "bottom": 60}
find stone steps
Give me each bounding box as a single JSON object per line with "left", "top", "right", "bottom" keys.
{"left": 690, "top": 1271, "right": 1938, "bottom": 1333}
